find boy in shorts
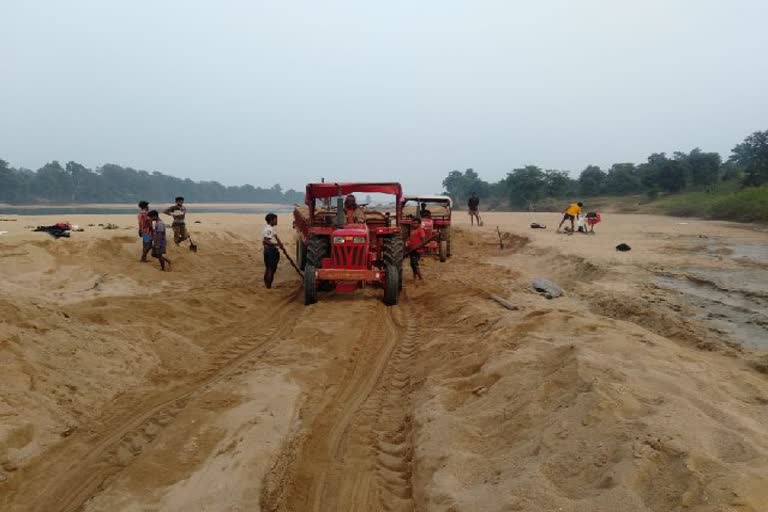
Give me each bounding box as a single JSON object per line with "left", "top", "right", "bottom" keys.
{"left": 148, "top": 210, "right": 172, "bottom": 271}
{"left": 137, "top": 200, "right": 153, "bottom": 262}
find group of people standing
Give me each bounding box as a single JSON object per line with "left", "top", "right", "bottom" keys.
{"left": 137, "top": 196, "right": 192, "bottom": 271}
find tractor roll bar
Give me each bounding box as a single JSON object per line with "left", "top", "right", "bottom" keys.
{"left": 305, "top": 182, "right": 403, "bottom": 224}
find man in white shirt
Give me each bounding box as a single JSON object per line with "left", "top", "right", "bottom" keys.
{"left": 262, "top": 213, "right": 282, "bottom": 288}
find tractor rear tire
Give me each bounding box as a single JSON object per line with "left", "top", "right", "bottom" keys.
{"left": 383, "top": 264, "right": 399, "bottom": 306}
{"left": 304, "top": 265, "right": 317, "bottom": 305}
{"left": 382, "top": 236, "right": 404, "bottom": 290}
{"left": 439, "top": 240, "right": 448, "bottom": 262}
{"left": 306, "top": 235, "right": 332, "bottom": 290}
{"left": 296, "top": 238, "right": 307, "bottom": 270}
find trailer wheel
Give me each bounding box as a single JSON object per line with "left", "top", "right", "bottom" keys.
{"left": 304, "top": 265, "right": 317, "bottom": 305}
{"left": 383, "top": 264, "right": 399, "bottom": 306}
{"left": 439, "top": 240, "right": 448, "bottom": 262}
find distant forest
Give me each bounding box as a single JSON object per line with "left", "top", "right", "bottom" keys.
{"left": 0, "top": 160, "right": 304, "bottom": 205}
{"left": 442, "top": 129, "right": 768, "bottom": 210}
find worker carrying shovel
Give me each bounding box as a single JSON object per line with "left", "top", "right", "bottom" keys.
{"left": 262, "top": 213, "right": 282, "bottom": 289}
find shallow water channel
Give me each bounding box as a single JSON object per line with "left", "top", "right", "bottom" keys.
{"left": 656, "top": 267, "right": 768, "bottom": 350}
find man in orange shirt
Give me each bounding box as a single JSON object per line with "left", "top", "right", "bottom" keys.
{"left": 557, "top": 202, "right": 583, "bottom": 234}
{"left": 407, "top": 217, "right": 427, "bottom": 281}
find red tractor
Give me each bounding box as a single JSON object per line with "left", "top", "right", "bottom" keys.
{"left": 401, "top": 195, "right": 453, "bottom": 262}
{"left": 293, "top": 183, "right": 404, "bottom": 306}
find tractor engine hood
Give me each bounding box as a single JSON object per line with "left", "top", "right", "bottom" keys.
{"left": 332, "top": 226, "right": 368, "bottom": 238}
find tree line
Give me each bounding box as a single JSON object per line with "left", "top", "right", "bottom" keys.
{"left": 442, "top": 129, "right": 768, "bottom": 210}
{"left": 0, "top": 159, "right": 304, "bottom": 205}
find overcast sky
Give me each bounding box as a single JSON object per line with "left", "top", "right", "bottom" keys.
{"left": 1, "top": 0, "right": 766, "bottom": 194}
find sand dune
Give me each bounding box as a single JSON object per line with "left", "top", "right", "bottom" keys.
{"left": 1, "top": 212, "right": 767, "bottom": 511}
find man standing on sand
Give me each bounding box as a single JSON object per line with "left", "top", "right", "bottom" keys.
{"left": 407, "top": 217, "right": 427, "bottom": 282}
{"left": 468, "top": 192, "right": 482, "bottom": 227}
{"left": 262, "top": 213, "right": 282, "bottom": 289}
{"left": 148, "top": 210, "right": 171, "bottom": 271}
{"left": 557, "top": 202, "right": 583, "bottom": 234}
{"left": 163, "top": 196, "right": 189, "bottom": 246}
{"left": 137, "top": 200, "right": 153, "bottom": 262}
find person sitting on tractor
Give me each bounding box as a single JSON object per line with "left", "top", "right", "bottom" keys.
{"left": 419, "top": 202, "right": 431, "bottom": 218}
{"left": 344, "top": 194, "right": 366, "bottom": 224}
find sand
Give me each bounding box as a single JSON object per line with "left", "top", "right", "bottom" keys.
{"left": 1, "top": 211, "right": 767, "bottom": 511}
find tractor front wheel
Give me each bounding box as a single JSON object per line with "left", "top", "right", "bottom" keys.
{"left": 304, "top": 265, "right": 317, "bottom": 305}
{"left": 383, "top": 264, "right": 399, "bottom": 306}
{"left": 439, "top": 240, "right": 448, "bottom": 262}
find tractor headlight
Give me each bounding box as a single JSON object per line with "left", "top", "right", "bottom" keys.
{"left": 333, "top": 236, "right": 345, "bottom": 244}
{"left": 352, "top": 236, "right": 366, "bottom": 244}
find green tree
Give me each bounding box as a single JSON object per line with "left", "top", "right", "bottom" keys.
{"left": 686, "top": 148, "right": 721, "bottom": 187}
{"left": 604, "top": 163, "right": 641, "bottom": 195}
{"left": 578, "top": 165, "right": 606, "bottom": 195}
{"left": 504, "top": 165, "right": 547, "bottom": 210}
{"left": 544, "top": 170, "right": 574, "bottom": 198}
{"left": 442, "top": 168, "right": 489, "bottom": 205}
{"left": 731, "top": 130, "right": 768, "bottom": 186}
{"left": 719, "top": 161, "right": 743, "bottom": 182}
{"left": 640, "top": 153, "right": 686, "bottom": 193}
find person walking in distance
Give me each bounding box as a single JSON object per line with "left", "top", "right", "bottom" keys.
{"left": 557, "top": 201, "right": 583, "bottom": 234}
{"left": 407, "top": 217, "right": 427, "bottom": 282}
{"left": 137, "top": 200, "right": 153, "bottom": 262}
{"left": 164, "top": 196, "right": 189, "bottom": 246}
{"left": 262, "top": 213, "right": 282, "bottom": 289}
{"left": 148, "top": 210, "right": 171, "bottom": 271}
{"left": 468, "top": 192, "right": 482, "bottom": 227}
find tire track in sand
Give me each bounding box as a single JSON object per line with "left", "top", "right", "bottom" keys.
{"left": 268, "top": 302, "right": 419, "bottom": 512}
{"left": 3, "top": 289, "right": 303, "bottom": 512}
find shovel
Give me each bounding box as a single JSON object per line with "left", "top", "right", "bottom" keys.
{"left": 275, "top": 235, "right": 303, "bottom": 278}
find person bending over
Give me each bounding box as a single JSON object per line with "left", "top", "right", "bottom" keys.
{"left": 557, "top": 202, "right": 583, "bottom": 234}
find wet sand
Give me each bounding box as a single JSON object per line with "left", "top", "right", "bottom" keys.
{"left": 1, "top": 212, "right": 767, "bottom": 511}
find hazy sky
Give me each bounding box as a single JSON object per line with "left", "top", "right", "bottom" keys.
{"left": 2, "top": 0, "right": 766, "bottom": 193}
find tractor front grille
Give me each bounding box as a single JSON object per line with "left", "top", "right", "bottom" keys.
{"left": 332, "top": 244, "right": 367, "bottom": 268}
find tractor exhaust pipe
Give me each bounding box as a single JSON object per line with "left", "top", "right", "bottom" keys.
{"left": 335, "top": 196, "right": 345, "bottom": 227}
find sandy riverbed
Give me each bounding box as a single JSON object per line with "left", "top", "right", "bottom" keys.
{"left": 1, "top": 211, "right": 767, "bottom": 511}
